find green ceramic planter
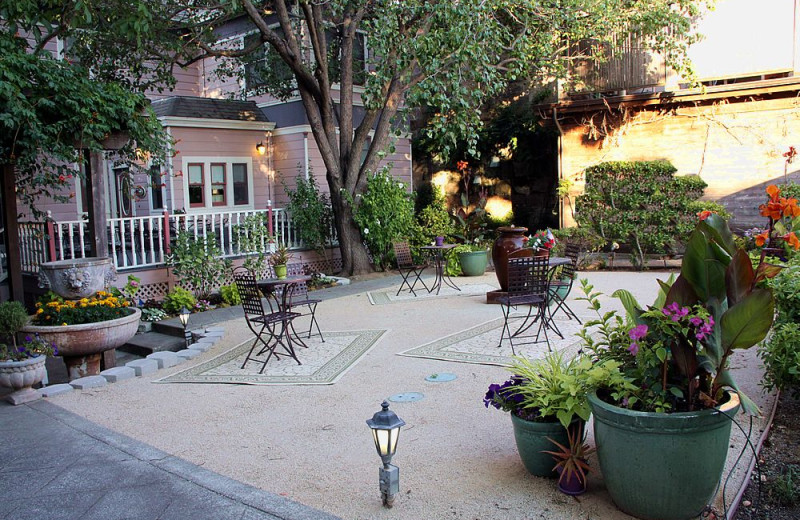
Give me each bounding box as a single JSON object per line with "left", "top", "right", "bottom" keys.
{"left": 458, "top": 250, "right": 488, "bottom": 276}
{"left": 274, "top": 264, "right": 288, "bottom": 279}
{"left": 510, "top": 413, "right": 572, "bottom": 478}
{"left": 588, "top": 391, "right": 740, "bottom": 520}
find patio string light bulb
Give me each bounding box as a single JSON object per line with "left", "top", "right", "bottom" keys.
{"left": 366, "top": 400, "right": 405, "bottom": 508}
{"left": 179, "top": 306, "right": 191, "bottom": 347}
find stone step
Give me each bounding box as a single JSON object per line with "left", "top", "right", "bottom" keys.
{"left": 118, "top": 331, "right": 187, "bottom": 357}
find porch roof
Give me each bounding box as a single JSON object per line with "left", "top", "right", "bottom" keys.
{"left": 150, "top": 96, "right": 270, "bottom": 122}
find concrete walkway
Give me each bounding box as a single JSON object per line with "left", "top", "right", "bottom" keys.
{"left": 0, "top": 269, "right": 774, "bottom": 520}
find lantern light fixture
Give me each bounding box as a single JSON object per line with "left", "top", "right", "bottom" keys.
{"left": 366, "top": 400, "right": 405, "bottom": 508}
{"left": 256, "top": 141, "right": 266, "bottom": 155}
{"left": 179, "top": 306, "right": 192, "bottom": 347}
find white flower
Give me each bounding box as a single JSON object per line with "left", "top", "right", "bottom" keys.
{"left": 376, "top": 219, "right": 381, "bottom": 225}
{"left": 364, "top": 228, "right": 369, "bottom": 235}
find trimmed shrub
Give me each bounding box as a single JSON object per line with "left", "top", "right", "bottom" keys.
{"left": 576, "top": 160, "right": 707, "bottom": 269}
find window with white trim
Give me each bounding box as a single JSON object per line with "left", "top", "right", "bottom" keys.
{"left": 182, "top": 158, "right": 254, "bottom": 211}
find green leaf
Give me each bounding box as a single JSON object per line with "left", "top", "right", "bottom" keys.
{"left": 720, "top": 288, "right": 775, "bottom": 351}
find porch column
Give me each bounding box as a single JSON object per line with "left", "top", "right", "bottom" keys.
{"left": 86, "top": 150, "right": 109, "bottom": 258}
{"left": 2, "top": 164, "right": 24, "bottom": 301}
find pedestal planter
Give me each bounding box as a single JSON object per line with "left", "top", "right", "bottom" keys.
{"left": 458, "top": 250, "right": 488, "bottom": 276}
{"left": 491, "top": 227, "right": 528, "bottom": 291}
{"left": 37, "top": 257, "right": 116, "bottom": 299}
{"left": 22, "top": 308, "right": 141, "bottom": 380}
{"left": 588, "top": 391, "right": 740, "bottom": 520}
{"left": 0, "top": 355, "right": 47, "bottom": 405}
{"left": 510, "top": 413, "right": 571, "bottom": 478}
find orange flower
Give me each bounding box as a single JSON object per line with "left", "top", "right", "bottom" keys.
{"left": 783, "top": 232, "right": 800, "bottom": 250}
{"left": 782, "top": 197, "right": 800, "bottom": 218}
{"left": 697, "top": 210, "right": 713, "bottom": 220}
{"left": 754, "top": 230, "right": 770, "bottom": 247}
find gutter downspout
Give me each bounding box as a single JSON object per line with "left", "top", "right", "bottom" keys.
{"left": 553, "top": 107, "right": 565, "bottom": 229}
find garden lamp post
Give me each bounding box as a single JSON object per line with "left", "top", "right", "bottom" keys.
{"left": 178, "top": 306, "right": 191, "bottom": 347}
{"left": 366, "top": 401, "right": 405, "bottom": 508}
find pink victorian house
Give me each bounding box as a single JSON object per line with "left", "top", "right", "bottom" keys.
{"left": 14, "top": 29, "right": 412, "bottom": 303}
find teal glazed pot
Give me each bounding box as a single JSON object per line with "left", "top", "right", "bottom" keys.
{"left": 458, "top": 250, "right": 488, "bottom": 276}
{"left": 588, "top": 391, "right": 740, "bottom": 520}
{"left": 510, "top": 413, "right": 573, "bottom": 478}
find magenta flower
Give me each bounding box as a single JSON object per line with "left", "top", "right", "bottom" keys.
{"left": 629, "top": 324, "right": 648, "bottom": 341}
{"left": 627, "top": 342, "right": 640, "bottom": 356}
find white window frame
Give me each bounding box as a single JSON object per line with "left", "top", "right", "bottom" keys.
{"left": 181, "top": 157, "right": 254, "bottom": 212}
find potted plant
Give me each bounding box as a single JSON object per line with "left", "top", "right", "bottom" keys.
{"left": 269, "top": 244, "right": 293, "bottom": 279}
{"left": 578, "top": 212, "right": 782, "bottom": 520}
{"left": 484, "top": 350, "right": 625, "bottom": 478}
{"left": 542, "top": 423, "right": 594, "bottom": 495}
{"left": 524, "top": 228, "right": 556, "bottom": 257}
{"left": 0, "top": 301, "right": 56, "bottom": 405}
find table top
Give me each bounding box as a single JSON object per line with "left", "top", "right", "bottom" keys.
{"left": 421, "top": 244, "right": 458, "bottom": 251}
{"left": 257, "top": 275, "right": 311, "bottom": 288}
{"left": 549, "top": 256, "right": 571, "bottom": 267}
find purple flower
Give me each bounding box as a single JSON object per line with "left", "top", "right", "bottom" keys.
{"left": 629, "top": 324, "right": 648, "bottom": 341}
{"left": 24, "top": 335, "right": 32, "bottom": 342}
{"left": 628, "top": 342, "right": 640, "bottom": 356}
{"left": 689, "top": 317, "right": 703, "bottom": 327}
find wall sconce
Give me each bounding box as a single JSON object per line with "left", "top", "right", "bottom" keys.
{"left": 366, "top": 401, "right": 405, "bottom": 508}
{"left": 178, "top": 306, "right": 191, "bottom": 347}
{"left": 256, "top": 141, "right": 266, "bottom": 155}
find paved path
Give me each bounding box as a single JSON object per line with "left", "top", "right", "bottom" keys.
{"left": 0, "top": 269, "right": 774, "bottom": 520}
{"left": 0, "top": 400, "right": 339, "bottom": 520}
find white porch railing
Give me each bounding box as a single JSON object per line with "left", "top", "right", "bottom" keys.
{"left": 20, "top": 206, "right": 330, "bottom": 274}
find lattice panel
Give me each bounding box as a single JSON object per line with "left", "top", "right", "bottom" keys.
{"left": 304, "top": 257, "right": 342, "bottom": 275}
{"left": 137, "top": 282, "right": 170, "bottom": 301}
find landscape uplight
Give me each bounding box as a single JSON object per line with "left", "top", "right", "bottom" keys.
{"left": 366, "top": 401, "right": 405, "bottom": 508}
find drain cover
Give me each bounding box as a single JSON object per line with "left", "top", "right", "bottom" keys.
{"left": 388, "top": 392, "right": 425, "bottom": 403}
{"left": 425, "top": 373, "right": 457, "bottom": 382}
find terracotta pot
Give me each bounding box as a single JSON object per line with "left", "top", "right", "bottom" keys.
{"left": 0, "top": 355, "right": 47, "bottom": 405}
{"left": 491, "top": 227, "right": 528, "bottom": 291}
{"left": 23, "top": 308, "right": 141, "bottom": 380}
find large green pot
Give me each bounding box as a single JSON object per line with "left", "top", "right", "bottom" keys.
{"left": 588, "top": 391, "right": 740, "bottom": 520}
{"left": 510, "top": 413, "right": 573, "bottom": 478}
{"left": 458, "top": 250, "right": 488, "bottom": 276}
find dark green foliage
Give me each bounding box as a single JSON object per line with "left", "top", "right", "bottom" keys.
{"left": 576, "top": 161, "right": 707, "bottom": 269}
{"left": 166, "top": 231, "right": 231, "bottom": 300}
{"left": 353, "top": 168, "right": 419, "bottom": 269}
{"left": 760, "top": 257, "right": 800, "bottom": 395}
{"left": 285, "top": 175, "right": 334, "bottom": 256}
{"left": 162, "top": 287, "right": 197, "bottom": 315}
{"left": 0, "top": 301, "right": 30, "bottom": 346}
{"left": 417, "top": 194, "right": 455, "bottom": 244}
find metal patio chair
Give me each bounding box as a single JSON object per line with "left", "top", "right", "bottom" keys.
{"left": 285, "top": 263, "right": 324, "bottom": 342}
{"left": 548, "top": 242, "right": 582, "bottom": 323}
{"left": 232, "top": 266, "right": 302, "bottom": 373}
{"left": 392, "top": 241, "right": 429, "bottom": 297}
{"left": 496, "top": 255, "right": 562, "bottom": 354}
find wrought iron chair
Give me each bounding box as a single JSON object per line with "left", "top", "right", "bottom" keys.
{"left": 285, "top": 263, "right": 324, "bottom": 342}
{"left": 548, "top": 242, "right": 582, "bottom": 323}
{"left": 232, "top": 266, "right": 302, "bottom": 373}
{"left": 497, "top": 256, "right": 562, "bottom": 354}
{"left": 392, "top": 241, "right": 429, "bottom": 296}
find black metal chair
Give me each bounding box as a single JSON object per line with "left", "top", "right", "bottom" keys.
{"left": 392, "top": 241, "right": 428, "bottom": 296}
{"left": 285, "top": 263, "right": 324, "bottom": 342}
{"left": 548, "top": 242, "right": 582, "bottom": 323}
{"left": 497, "top": 256, "right": 562, "bottom": 354}
{"left": 232, "top": 266, "right": 302, "bottom": 373}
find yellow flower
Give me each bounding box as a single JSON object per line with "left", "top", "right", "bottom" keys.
{"left": 36, "top": 308, "right": 43, "bottom": 314}
{"left": 61, "top": 322, "right": 67, "bottom": 326}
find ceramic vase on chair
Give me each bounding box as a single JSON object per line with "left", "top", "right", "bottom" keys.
{"left": 491, "top": 227, "right": 528, "bottom": 291}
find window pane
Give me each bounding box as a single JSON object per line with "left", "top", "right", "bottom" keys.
{"left": 244, "top": 31, "right": 292, "bottom": 90}
{"left": 188, "top": 165, "right": 203, "bottom": 184}
{"left": 150, "top": 165, "right": 163, "bottom": 210}
{"left": 189, "top": 186, "right": 203, "bottom": 205}
{"left": 232, "top": 163, "right": 248, "bottom": 205}
{"left": 211, "top": 164, "right": 225, "bottom": 184}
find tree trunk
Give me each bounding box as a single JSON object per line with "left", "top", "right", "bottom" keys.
{"left": 331, "top": 193, "right": 374, "bottom": 276}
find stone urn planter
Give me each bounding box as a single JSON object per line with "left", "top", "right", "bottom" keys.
{"left": 23, "top": 308, "right": 141, "bottom": 380}
{"left": 0, "top": 355, "right": 47, "bottom": 405}
{"left": 38, "top": 257, "right": 116, "bottom": 299}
